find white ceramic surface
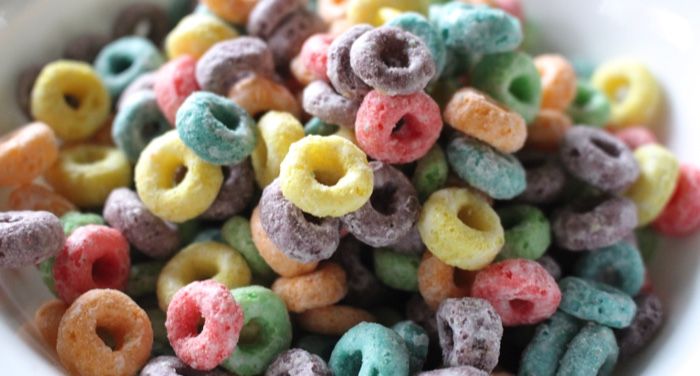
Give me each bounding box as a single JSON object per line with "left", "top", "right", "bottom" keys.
{"left": 0, "top": 0, "right": 699, "bottom": 375}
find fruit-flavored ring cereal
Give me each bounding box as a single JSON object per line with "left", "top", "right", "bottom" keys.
{"left": 34, "top": 299, "right": 68, "bottom": 350}
{"left": 176, "top": 92, "right": 257, "bottom": 165}
{"left": 373, "top": 248, "right": 421, "bottom": 291}
{"left": 16, "top": 64, "right": 42, "bottom": 118}
{"left": 356, "top": 90, "right": 442, "bottom": 164}
{"left": 341, "top": 162, "right": 420, "bottom": 247}
{"left": 304, "top": 117, "right": 358, "bottom": 143}
{"left": 266, "top": 348, "right": 332, "bottom": 376}
{"left": 298, "top": 33, "right": 334, "bottom": 81}
{"left": 165, "top": 14, "right": 239, "bottom": 59}
{"left": 279, "top": 135, "right": 373, "bottom": 217}
{"left": 94, "top": 36, "right": 164, "bottom": 99}
{"left": 534, "top": 54, "right": 577, "bottom": 111}
{"left": 221, "top": 286, "right": 293, "bottom": 376}
{"left": 617, "top": 292, "right": 663, "bottom": 360}
{"left": 154, "top": 55, "right": 200, "bottom": 125}
{"left": 112, "top": 3, "right": 169, "bottom": 46}
{"left": 329, "top": 322, "right": 410, "bottom": 376}
{"left": 247, "top": 0, "right": 306, "bottom": 38}
{"left": 471, "top": 51, "right": 542, "bottom": 124}
{"left": 556, "top": 323, "right": 619, "bottom": 376}
{"left": 496, "top": 205, "right": 550, "bottom": 260}
{"left": 260, "top": 180, "right": 340, "bottom": 263}
{"left": 388, "top": 225, "right": 425, "bottom": 255}
{"left": 117, "top": 71, "right": 156, "bottom": 109}
{"left": 516, "top": 152, "right": 567, "bottom": 204}
{"left": 443, "top": 88, "right": 527, "bottom": 154}
{"left": 392, "top": 321, "right": 429, "bottom": 374}
{"left": 135, "top": 130, "right": 223, "bottom": 223}
{"left": 519, "top": 311, "right": 582, "bottom": 376}
{"left": 471, "top": 259, "right": 561, "bottom": 326}
{"left": 60, "top": 211, "right": 104, "bottom": 236}
{"left": 156, "top": 241, "right": 251, "bottom": 310}
{"left": 333, "top": 237, "right": 391, "bottom": 307}
{"left": 560, "top": 126, "right": 639, "bottom": 193}
{"left": 567, "top": 81, "right": 611, "bottom": 127}
{"left": 126, "top": 261, "right": 164, "bottom": 298}
{"left": 346, "top": 0, "right": 429, "bottom": 26}
{"left": 63, "top": 34, "right": 111, "bottom": 63}
{"left": 387, "top": 12, "right": 446, "bottom": 78}
{"left": 56, "top": 289, "right": 153, "bottom": 376}
{"left": 303, "top": 80, "right": 361, "bottom": 128}
{"left": 221, "top": 216, "right": 276, "bottom": 281}
{"left": 103, "top": 188, "right": 180, "bottom": 259}
{"left": 166, "top": 280, "right": 244, "bottom": 370}
{"left": 251, "top": 206, "right": 319, "bottom": 277}
{"left": 267, "top": 9, "right": 326, "bottom": 67}
{"left": 326, "top": 24, "right": 373, "bottom": 100}
{"left": 574, "top": 241, "right": 645, "bottom": 296}
{"left": 417, "top": 252, "right": 472, "bottom": 310}
{"left": 141, "top": 355, "right": 233, "bottom": 376}
{"left": 436, "top": 297, "right": 503, "bottom": 373}
{"left": 350, "top": 26, "right": 436, "bottom": 96}
{"left": 31, "top": 61, "right": 111, "bottom": 141}
{"left": 447, "top": 136, "right": 526, "bottom": 200}
{"left": 228, "top": 75, "right": 302, "bottom": 119}
{"left": 0, "top": 122, "right": 58, "bottom": 187}
{"left": 418, "top": 366, "right": 488, "bottom": 376}
{"left": 591, "top": 59, "right": 661, "bottom": 128}
{"left": 625, "top": 144, "right": 681, "bottom": 227}
{"left": 558, "top": 277, "right": 637, "bottom": 329}
{"left": 411, "top": 145, "right": 447, "bottom": 202}
{"left": 201, "top": 160, "right": 256, "bottom": 220}
{"left": 112, "top": 91, "right": 171, "bottom": 162}
{"left": 251, "top": 111, "right": 305, "bottom": 188}
{"left": 202, "top": 0, "right": 258, "bottom": 24}
{"left": 525, "top": 109, "right": 572, "bottom": 151}
{"left": 653, "top": 164, "right": 700, "bottom": 236}
{"left": 612, "top": 126, "right": 658, "bottom": 150}
{"left": 552, "top": 194, "right": 638, "bottom": 251}
{"left": 0, "top": 211, "right": 63, "bottom": 269}
{"left": 195, "top": 37, "right": 275, "bottom": 95}
{"left": 418, "top": 188, "right": 504, "bottom": 270}
{"left": 45, "top": 145, "right": 131, "bottom": 208}
{"left": 271, "top": 262, "right": 348, "bottom": 313}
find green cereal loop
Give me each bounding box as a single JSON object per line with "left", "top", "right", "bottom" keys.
{"left": 304, "top": 117, "right": 340, "bottom": 136}
{"left": 558, "top": 277, "right": 637, "bottom": 329}
{"left": 519, "top": 311, "right": 583, "bottom": 376}
{"left": 635, "top": 227, "right": 659, "bottom": 263}
{"left": 126, "top": 261, "right": 164, "bottom": 298}
{"left": 373, "top": 248, "right": 421, "bottom": 292}
{"left": 296, "top": 334, "right": 339, "bottom": 361}
{"left": 38, "top": 257, "right": 57, "bottom": 296}
{"left": 221, "top": 216, "right": 276, "bottom": 281}
{"left": 177, "top": 219, "right": 201, "bottom": 246}
{"left": 496, "top": 205, "right": 551, "bottom": 260}
{"left": 329, "top": 322, "right": 410, "bottom": 376}
{"left": 574, "top": 242, "right": 645, "bottom": 296}
{"left": 412, "top": 145, "right": 448, "bottom": 201}
{"left": 556, "top": 323, "right": 619, "bottom": 376}
{"left": 567, "top": 81, "right": 611, "bottom": 127}
{"left": 60, "top": 211, "right": 104, "bottom": 235}
{"left": 471, "top": 51, "right": 542, "bottom": 124}
{"left": 392, "top": 321, "right": 429, "bottom": 374}
{"left": 222, "top": 286, "right": 292, "bottom": 376}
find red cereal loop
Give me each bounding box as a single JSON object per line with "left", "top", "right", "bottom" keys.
{"left": 299, "top": 33, "right": 334, "bottom": 81}
{"left": 53, "top": 225, "right": 131, "bottom": 303}
{"left": 653, "top": 164, "right": 700, "bottom": 237}
{"left": 471, "top": 259, "right": 561, "bottom": 326}
{"left": 611, "top": 126, "right": 658, "bottom": 150}
{"left": 166, "top": 279, "right": 244, "bottom": 370}
{"left": 154, "top": 55, "right": 200, "bottom": 125}
{"left": 355, "top": 90, "right": 443, "bottom": 164}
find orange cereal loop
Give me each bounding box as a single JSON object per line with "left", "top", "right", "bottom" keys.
{"left": 296, "top": 305, "right": 376, "bottom": 336}
{"left": 526, "top": 109, "right": 573, "bottom": 151}
{"left": 8, "top": 184, "right": 76, "bottom": 216}
{"left": 418, "top": 251, "right": 473, "bottom": 310}
{"left": 0, "top": 122, "right": 58, "bottom": 187}
{"left": 272, "top": 263, "right": 348, "bottom": 313}
{"left": 56, "top": 289, "right": 153, "bottom": 376}
{"left": 34, "top": 299, "right": 68, "bottom": 350}
{"left": 535, "top": 54, "right": 577, "bottom": 111}
{"left": 250, "top": 206, "right": 319, "bottom": 277}
{"left": 227, "top": 74, "right": 302, "bottom": 118}
{"left": 444, "top": 88, "right": 527, "bottom": 154}
{"left": 202, "top": 0, "right": 258, "bottom": 24}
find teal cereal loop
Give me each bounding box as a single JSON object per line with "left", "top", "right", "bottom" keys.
{"left": 112, "top": 91, "right": 171, "bottom": 162}
{"left": 387, "top": 12, "right": 446, "bottom": 77}
{"left": 496, "top": 205, "right": 551, "bottom": 260}
{"left": 556, "top": 322, "right": 619, "bottom": 376}
{"left": 373, "top": 248, "right": 421, "bottom": 292}
{"left": 305, "top": 117, "right": 340, "bottom": 136}
{"left": 329, "top": 322, "right": 410, "bottom": 376}
{"left": 558, "top": 277, "right": 637, "bottom": 329}
{"left": 94, "top": 36, "right": 164, "bottom": 99}
{"left": 392, "top": 321, "right": 429, "bottom": 374}
{"left": 519, "top": 311, "right": 583, "bottom": 376}
{"left": 574, "top": 241, "right": 645, "bottom": 296}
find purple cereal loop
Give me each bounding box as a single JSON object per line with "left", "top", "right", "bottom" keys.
{"left": 247, "top": 0, "right": 307, "bottom": 38}
{"left": 200, "top": 159, "right": 255, "bottom": 221}
{"left": 140, "top": 355, "right": 233, "bottom": 375}
{"left": 265, "top": 348, "right": 332, "bottom": 376}
{"left": 63, "top": 34, "right": 111, "bottom": 63}
{"left": 112, "top": 3, "right": 170, "bottom": 46}
{"left": 267, "top": 8, "right": 325, "bottom": 67}
{"left": 326, "top": 24, "right": 373, "bottom": 100}
{"left": 303, "top": 80, "right": 361, "bottom": 128}
{"left": 516, "top": 151, "right": 567, "bottom": 204}
{"left": 0, "top": 211, "right": 64, "bottom": 268}
{"left": 388, "top": 225, "right": 425, "bottom": 256}
{"left": 617, "top": 292, "right": 664, "bottom": 360}
{"left": 333, "top": 237, "right": 391, "bottom": 307}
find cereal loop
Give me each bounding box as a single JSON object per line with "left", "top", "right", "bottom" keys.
{"left": 272, "top": 262, "right": 348, "bottom": 313}
{"left": 534, "top": 54, "right": 577, "bottom": 111}
{"left": 251, "top": 111, "right": 305, "bottom": 188}
{"left": 228, "top": 75, "right": 302, "bottom": 119}
{"left": 417, "top": 252, "right": 472, "bottom": 310}
{"left": 165, "top": 14, "right": 238, "bottom": 59}
{"left": 8, "top": 184, "right": 76, "bottom": 217}
{"left": 0, "top": 122, "right": 58, "bottom": 187}
{"left": 34, "top": 299, "right": 68, "bottom": 350}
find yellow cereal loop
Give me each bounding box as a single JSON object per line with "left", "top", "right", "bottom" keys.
{"left": 333, "top": 126, "right": 357, "bottom": 144}
{"left": 44, "top": 145, "right": 131, "bottom": 208}
{"left": 165, "top": 14, "right": 238, "bottom": 59}
{"left": 591, "top": 59, "right": 661, "bottom": 128}
{"left": 251, "top": 111, "right": 305, "bottom": 188}
{"left": 417, "top": 188, "right": 504, "bottom": 270}
{"left": 347, "top": 0, "right": 430, "bottom": 26}
{"left": 378, "top": 7, "right": 403, "bottom": 24}
{"left": 135, "top": 130, "right": 223, "bottom": 223}
{"left": 31, "top": 61, "right": 110, "bottom": 142}
{"left": 157, "top": 241, "right": 252, "bottom": 310}
{"left": 624, "top": 144, "right": 680, "bottom": 227}
{"left": 279, "top": 135, "right": 373, "bottom": 217}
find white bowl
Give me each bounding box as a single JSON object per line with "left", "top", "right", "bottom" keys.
{"left": 0, "top": 0, "right": 699, "bottom": 374}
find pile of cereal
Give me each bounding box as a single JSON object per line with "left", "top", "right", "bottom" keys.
{"left": 2, "top": 0, "right": 695, "bottom": 375}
